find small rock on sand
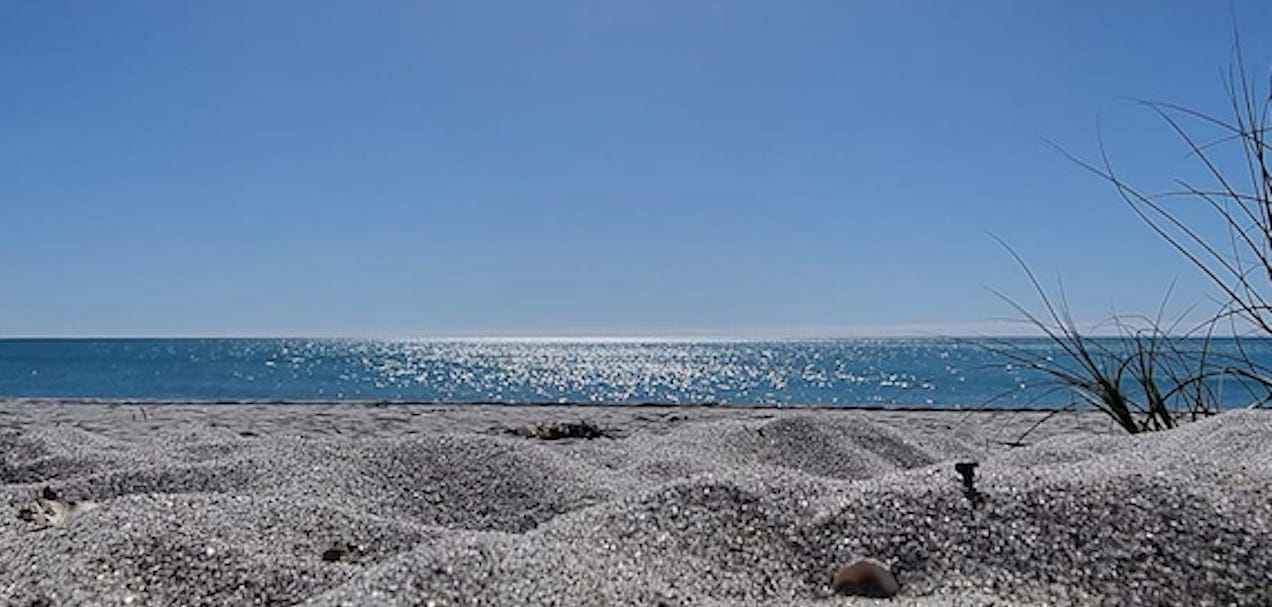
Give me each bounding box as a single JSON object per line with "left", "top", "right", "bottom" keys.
{"left": 831, "top": 557, "right": 899, "bottom": 598}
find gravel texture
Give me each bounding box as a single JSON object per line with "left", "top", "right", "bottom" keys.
{"left": 1, "top": 400, "right": 1268, "bottom": 606}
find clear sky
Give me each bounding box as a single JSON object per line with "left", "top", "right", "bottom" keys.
{"left": 3, "top": 1, "right": 1271, "bottom": 337}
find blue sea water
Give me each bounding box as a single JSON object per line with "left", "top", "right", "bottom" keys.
{"left": 0, "top": 338, "right": 1269, "bottom": 408}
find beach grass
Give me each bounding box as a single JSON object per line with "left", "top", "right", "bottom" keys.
{"left": 986, "top": 239, "right": 1217, "bottom": 433}
{"left": 992, "top": 41, "right": 1272, "bottom": 429}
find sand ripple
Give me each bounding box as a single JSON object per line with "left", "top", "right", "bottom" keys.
{"left": 1, "top": 403, "right": 1268, "bottom": 605}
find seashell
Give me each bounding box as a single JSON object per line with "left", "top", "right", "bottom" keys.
{"left": 24, "top": 490, "right": 97, "bottom": 529}
{"left": 831, "top": 556, "right": 900, "bottom": 598}
{"left": 321, "top": 541, "right": 362, "bottom": 563}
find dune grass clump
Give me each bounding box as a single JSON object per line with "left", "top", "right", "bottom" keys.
{"left": 992, "top": 42, "right": 1272, "bottom": 431}
{"left": 987, "top": 242, "right": 1218, "bottom": 434}
{"left": 1094, "top": 51, "right": 1271, "bottom": 344}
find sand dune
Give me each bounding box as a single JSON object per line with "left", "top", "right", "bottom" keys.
{"left": 1, "top": 401, "right": 1268, "bottom": 605}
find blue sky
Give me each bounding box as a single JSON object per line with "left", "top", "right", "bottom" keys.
{"left": 3, "top": 1, "right": 1271, "bottom": 337}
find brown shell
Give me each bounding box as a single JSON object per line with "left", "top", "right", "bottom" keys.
{"left": 831, "top": 557, "right": 900, "bottom": 598}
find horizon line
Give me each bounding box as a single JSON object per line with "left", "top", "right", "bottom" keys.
{"left": 0, "top": 316, "right": 1242, "bottom": 341}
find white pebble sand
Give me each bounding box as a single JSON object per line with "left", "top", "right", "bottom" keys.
{"left": 1, "top": 400, "right": 1268, "bottom": 606}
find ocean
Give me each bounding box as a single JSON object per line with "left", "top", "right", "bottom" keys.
{"left": 1, "top": 337, "right": 1269, "bottom": 408}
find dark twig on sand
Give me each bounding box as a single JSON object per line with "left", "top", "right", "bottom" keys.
{"left": 955, "top": 462, "right": 984, "bottom": 508}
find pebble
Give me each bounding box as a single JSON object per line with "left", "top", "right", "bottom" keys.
{"left": 831, "top": 557, "right": 900, "bottom": 598}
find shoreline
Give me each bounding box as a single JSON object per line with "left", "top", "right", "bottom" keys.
{"left": 3, "top": 396, "right": 1108, "bottom": 411}
{"left": 0, "top": 399, "right": 1121, "bottom": 444}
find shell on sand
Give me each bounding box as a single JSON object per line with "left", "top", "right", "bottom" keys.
{"left": 831, "top": 557, "right": 900, "bottom": 598}
{"left": 29, "top": 498, "right": 98, "bottom": 529}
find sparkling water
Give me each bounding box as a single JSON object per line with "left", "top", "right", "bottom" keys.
{"left": 1, "top": 338, "right": 1268, "bottom": 407}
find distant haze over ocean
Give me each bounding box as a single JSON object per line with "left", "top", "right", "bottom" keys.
{"left": 0, "top": 320, "right": 1165, "bottom": 340}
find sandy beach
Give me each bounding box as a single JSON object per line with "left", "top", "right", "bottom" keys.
{"left": 1, "top": 400, "right": 1268, "bottom": 606}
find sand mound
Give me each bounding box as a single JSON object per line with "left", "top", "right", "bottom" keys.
{"left": 1, "top": 403, "right": 1268, "bottom": 605}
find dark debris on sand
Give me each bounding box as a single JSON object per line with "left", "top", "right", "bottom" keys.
{"left": 502, "top": 420, "right": 620, "bottom": 440}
